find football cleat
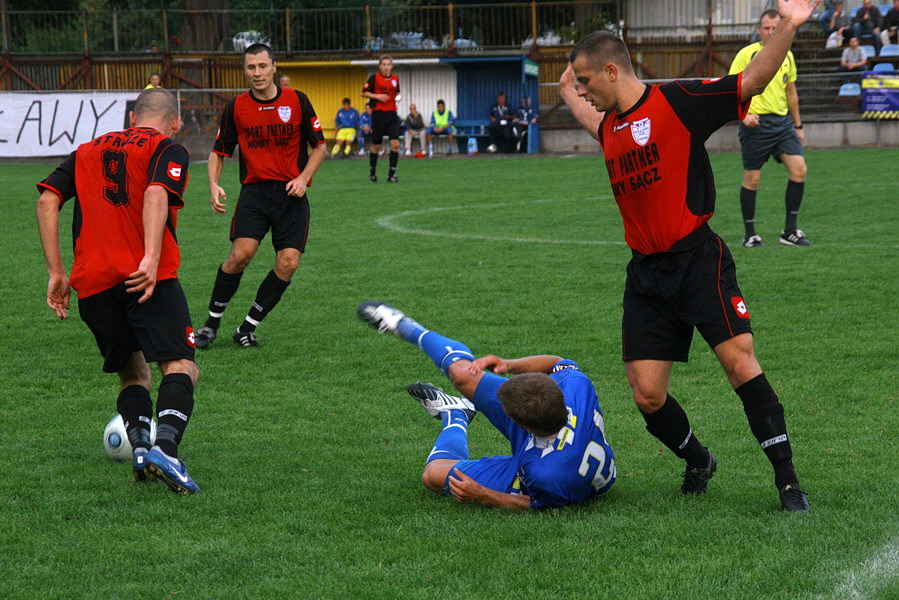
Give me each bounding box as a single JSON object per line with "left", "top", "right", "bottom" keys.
{"left": 779, "top": 229, "right": 812, "bottom": 246}
{"left": 387, "top": 174, "right": 399, "bottom": 183}
{"left": 232, "top": 330, "right": 259, "bottom": 348}
{"left": 357, "top": 301, "right": 407, "bottom": 335}
{"left": 742, "top": 234, "right": 763, "bottom": 248}
{"left": 369, "top": 173, "right": 378, "bottom": 183}
{"left": 407, "top": 382, "right": 476, "bottom": 421}
{"left": 680, "top": 449, "right": 717, "bottom": 495}
{"left": 133, "top": 447, "right": 153, "bottom": 482}
{"left": 779, "top": 484, "right": 810, "bottom": 513}
{"left": 194, "top": 326, "right": 217, "bottom": 350}
{"left": 145, "top": 446, "right": 201, "bottom": 495}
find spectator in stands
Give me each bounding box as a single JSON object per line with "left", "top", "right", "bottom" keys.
{"left": 881, "top": 0, "right": 899, "bottom": 46}
{"left": 852, "top": 0, "right": 883, "bottom": 53}
{"left": 358, "top": 105, "right": 373, "bottom": 155}
{"left": 332, "top": 98, "right": 361, "bottom": 159}
{"left": 837, "top": 36, "right": 869, "bottom": 72}
{"left": 487, "top": 92, "right": 516, "bottom": 153}
{"left": 279, "top": 74, "right": 291, "bottom": 88}
{"left": 513, "top": 96, "right": 539, "bottom": 153}
{"left": 818, "top": 1, "right": 838, "bottom": 33}
{"left": 403, "top": 103, "right": 427, "bottom": 156}
{"left": 825, "top": 1, "right": 853, "bottom": 47}
{"left": 144, "top": 72, "right": 162, "bottom": 89}
{"left": 427, "top": 99, "right": 456, "bottom": 157}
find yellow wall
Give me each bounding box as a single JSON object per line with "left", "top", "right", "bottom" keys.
{"left": 278, "top": 62, "right": 369, "bottom": 140}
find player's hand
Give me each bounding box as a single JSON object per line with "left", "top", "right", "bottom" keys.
{"left": 743, "top": 113, "right": 760, "bottom": 127}
{"left": 795, "top": 127, "right": 805, "bottom": 143}
{"left": 46, "top": 273, "right": 71, "bottom": 319}
{"left": 285, "top": 177, "right": 308, "bottom": 198}
{"left": 376, "top": 93, "right": 389, "bottom": 103}
{"left": 560, "top": 63, "right": 577, "bottom": 93}
{"left": 448, "top": 468, "right": 485, "bottom": 504}
{"left": 210, "top": 185, "right": 228, "bottom": 214}
{"left": 126, "top": 258, "right": 159, "bottom": 304}
{"left": 469, "top": 353, "right": 510, "bottom": 375}
{"left": 777, "top": 0, "right": 820, "bottom": 27}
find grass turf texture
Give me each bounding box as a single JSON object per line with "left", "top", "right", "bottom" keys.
{"left": 2, "top": 148, "right": 896, "bottom": 599}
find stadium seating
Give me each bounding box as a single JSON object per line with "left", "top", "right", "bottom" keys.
{"left": 880, "top": 44, "right": 899, "bottom": 57}
{"left": 871, "top": 62, "right": 896, "bottom": 71}
{"left": 861, "top": 45, "right": 877, "bottom": 58}
{"left": 838, "top": 82, "right": 862, "bottom": 96}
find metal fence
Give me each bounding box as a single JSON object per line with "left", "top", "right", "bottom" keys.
{"left": 1, "top": 2, "right": 619, "bottom": 56}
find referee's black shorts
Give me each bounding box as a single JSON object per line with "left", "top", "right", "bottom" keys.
{"left": 371, "top": 110, "right": 402, "bottom": 141}
{"left": 79, "top": 279, "right": 196, "bottom": 373}
{"left": 231, "top": 181, "right": 310, "bottom": 252}
{"left": 739, "top": 114, "right": 803, "bottom": 170}
{"left": 622, "top": 229, "right": 753, "bottom": 362}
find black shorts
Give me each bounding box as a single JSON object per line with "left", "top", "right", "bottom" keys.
{"left": 231, "top": 181, "right": 310, "bottom": 252}
{"left": 622, "top": 231, "right": 753, "bottom": 362}
{"left": 739, "top": 114, "right": 803, "bottom": 170}
{"left": 371, "top": 111, "right": 402, "bottom": 141}
{"left": 78, "top": 279, "right": 196, "bottom": 373}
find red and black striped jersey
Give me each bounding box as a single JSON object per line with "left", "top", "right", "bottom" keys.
{"left": 37, "top": 127, "right": 189, "bottom": 298}
{"left": 363, "top": 72, "right": 400, "bottom": 112}
{"left": 213, "top": 87, "right": 326, "bottom": 184}
{"left": 598, "top": 73, "right": 749, "bottom": 255}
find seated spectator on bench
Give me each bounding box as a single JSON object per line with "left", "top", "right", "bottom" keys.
{"left": 427, "top": 99, "right": 456, "bottom": 157}
{"left": 487, "top": 92, "right": 516, "bottom": 153}
{"left": 882, "top": 0, "right": 899, "bottom": 46}
{"left": 358, "top": 105, "right": 373, "bottom": 155}
{"left": 852, "top": 0, "right": 883, "bottom": 53}
{"left": 825, "top": 1, "right": 853, "bottom": 47}
{"left": 513, "top": 96, "right": 538, "bottom": 153}
{"left": 837, "top": 36, "right": 869, "bottom": 73}
{"left": 333, "top": 97, "right": 361, "bottom": 158}
{"left": 403, "top": 103, "right": 427, "bottom": 156}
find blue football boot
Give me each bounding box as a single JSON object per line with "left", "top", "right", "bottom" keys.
{"left": 145, "top": 446, "right": 201, "bottom": 495}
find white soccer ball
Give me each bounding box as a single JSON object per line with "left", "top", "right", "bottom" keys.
{"left": 103, "top": 414, "right": 156, "bottom": 461}
{"left": 487, "top": 143, "right": 498, "bottom": 153}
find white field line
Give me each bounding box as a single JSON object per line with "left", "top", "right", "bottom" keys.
{"left": 820, "top": 537, "right": 899, "bottom": 600}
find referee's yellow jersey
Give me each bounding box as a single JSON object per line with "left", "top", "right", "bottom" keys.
{"left": 729, "top": 42, "right": 797, "bottom": 116}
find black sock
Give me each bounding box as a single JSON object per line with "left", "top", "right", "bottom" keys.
{"left": 784, "top": 180, "right": 804, "bottom": 232}
{"left": 155, "top": 373, "right": 195, "bottom": 458}
{"left": 369, "top": 151, "right": 378, "bottom": 172}
{"left": 740, "top": 187, "right": 758, "bottom": 237}
{"left": 204, "top": 265, "right": 243, "bottom": 331}
{"left": 117, "top": 385, "right": 153, "bottom": 450}
{"left": 238, "top": 269, "right": 291, "bottom": 333}
{"left": 736, "top": 373, "right": 798, "bottom": 489}
{"left": 641, "top": 395, "right": 709, "bottom": 468}
{"left": 388, "top": 150, "right": 398, "bottom": 174}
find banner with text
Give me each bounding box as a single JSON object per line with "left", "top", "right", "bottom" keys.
{"left": 862, "top": 72, "right": 899, "bottom": 119}
{"left": 0, "top": 91, "right": 139, "bottom": 157}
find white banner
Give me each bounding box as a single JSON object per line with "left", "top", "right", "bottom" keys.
{"left": 0, "top": 91, "right": 139, "bottom": 158}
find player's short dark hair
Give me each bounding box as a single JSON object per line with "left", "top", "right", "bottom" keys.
{"left": 244, "top": 43, "right": 274, "bottom": 62}
{"left": 758, "top": 9, "right": 780, "bottom": 25}
{"left": 437, "top": 99, "right": 445, "bottom": 106}
{"left": 134, "top": 88, "right": 178, "bottom": 122}
{"left": 569, "top": 31, "right": 634, "bottom": 74}
{"left": 498, "top": 373, "right": 569, "bottom": 435}
{"left": 342, "top": 97, "right": 351, "bottom": 104}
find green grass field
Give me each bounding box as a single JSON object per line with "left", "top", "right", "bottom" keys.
{"left": 1, "top": 147, "right": 897, "bottom": 599}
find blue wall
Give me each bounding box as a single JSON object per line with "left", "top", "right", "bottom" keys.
{"left": 449, "top": 57, "right": 539, "bottom": 120}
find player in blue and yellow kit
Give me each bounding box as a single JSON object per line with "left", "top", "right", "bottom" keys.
{"left": 358, "top": 301, "right": 616, "bottom": 510}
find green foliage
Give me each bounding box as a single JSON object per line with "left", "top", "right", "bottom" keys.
{"left": 2, "top": 148, "right": 897, "bottom": 599}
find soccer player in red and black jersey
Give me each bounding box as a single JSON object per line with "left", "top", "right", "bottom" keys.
{"left": 560, "top": 0, "right": 820, "bottom": 512}
{"left": 362, "top": 54, "right": 402, "bottom": 183}
{"left": 36, "top": 89, "right": 201, "bottom": 494}
{"left": 197, "top": 43, "right": 327, "bottom": 350}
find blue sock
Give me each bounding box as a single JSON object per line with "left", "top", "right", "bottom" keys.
{"left": 426, "top": 410, "right": 471, "bottom": 463}
{"left": 395, "top": 320, "right": 475, "bottom": 375}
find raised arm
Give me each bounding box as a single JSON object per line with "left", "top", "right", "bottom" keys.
{"left": 742, "top": 0, "right": 821, "bottom": 101}
{"left": 559, "top": 64, "right": 604, "bottom": 141}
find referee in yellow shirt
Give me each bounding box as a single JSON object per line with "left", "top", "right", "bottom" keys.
{"left": 730, "top": 9, "right": 811, "bottom": 247}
